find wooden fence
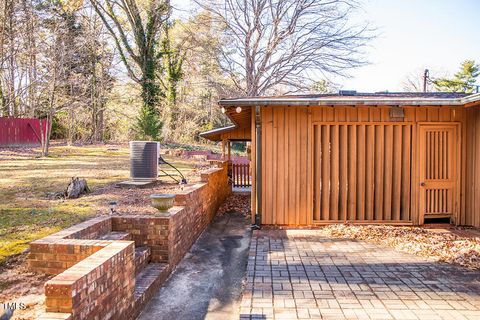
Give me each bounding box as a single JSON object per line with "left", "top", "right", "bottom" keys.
{"left": 231, "top": 163, "right": 251, "bottom": 187}
{"left": 0, "top": 117, "right": 47, "bottom": 147}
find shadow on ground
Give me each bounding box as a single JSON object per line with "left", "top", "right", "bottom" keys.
{"left": 138, "top": 211, "right": 251, "bottom": 320}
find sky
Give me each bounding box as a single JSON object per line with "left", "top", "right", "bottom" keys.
{"left": 172, "top": 0, "right": 480, "bottom": 93}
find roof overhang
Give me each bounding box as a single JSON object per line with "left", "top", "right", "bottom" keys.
{"left": 219, "top": 93, "right": 480, "bottom": 107}
{"left": 199, "top": 124, "right": 251, "bottom": 142}
{"left": 199, "top": 125, "right": 236, "bottom": 141}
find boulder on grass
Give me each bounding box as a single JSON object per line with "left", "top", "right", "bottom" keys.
{"left": 65, "top": 177, "right": 90, "bottom": 199}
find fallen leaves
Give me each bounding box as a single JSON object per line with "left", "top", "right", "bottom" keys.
{"left": 217, "top": 193, "right": 251, "bottom": 218}
{"left": 319, "top": 224, "right": 480, "bottom": 269}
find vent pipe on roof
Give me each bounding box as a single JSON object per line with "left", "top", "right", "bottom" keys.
{"left": 423, "top": 69, "right": 430, "bottom": 93}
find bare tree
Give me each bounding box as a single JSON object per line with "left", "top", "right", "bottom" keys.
{"left": 401, "top": 68, "right": 440, "bottom": 92}
{"left": 0, "top": 0, "right": 40, "bottom": 117}
{"left": 194, "top": 0, "right": 373, "bottom": 96}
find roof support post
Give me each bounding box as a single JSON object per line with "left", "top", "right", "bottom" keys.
{"left": 221, "top": 139, "right": 226, "bottom": 159}
{"left": 228, "top": 140, "right": 231, "bottom": 161}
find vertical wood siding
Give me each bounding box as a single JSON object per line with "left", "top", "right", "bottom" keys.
{"left": 464, "top": 107, "right": 480, "bottom": 227}
{"left": 261, "top": 105, "right": 468, "bottom": 226}
{"left": 313, "top": 123, "right": 413, "bottom": 223}
{"left": 261, "top": 106, "right": 310, "bottom": 225}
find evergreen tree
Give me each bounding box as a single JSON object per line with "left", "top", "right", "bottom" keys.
{"left": 134, "top": 103, "right": 163, "bottom": 140}
{"left": 434, "top": 60, "right": 480, "bottom": 93}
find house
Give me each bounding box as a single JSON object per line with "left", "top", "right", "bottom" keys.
{"left": 200, "top": 92, "right": 480, "bottom": 227}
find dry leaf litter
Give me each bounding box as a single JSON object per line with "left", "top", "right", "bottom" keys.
{"left": 320, "top": 224, "right": 480, "bottom": 269}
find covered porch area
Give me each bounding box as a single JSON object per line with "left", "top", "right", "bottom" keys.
{"left": 200, "top": 105, "right": 256, "bottom": 216}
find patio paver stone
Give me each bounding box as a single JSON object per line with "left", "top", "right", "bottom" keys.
{"left": 240, "top": 229, "right": 480, "bottom": 320}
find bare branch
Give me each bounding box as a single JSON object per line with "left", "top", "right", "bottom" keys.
{"left": 194, "top": 0, "right": 374, "bottom": 96}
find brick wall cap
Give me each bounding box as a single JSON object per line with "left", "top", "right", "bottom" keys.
{"left": 175, "top": 183, "right": 207, "bottom": 196}
{"left": 49, "top": 242, "right": 134, "bottom": 283}
{"left": 37, "top": 312, "right": 72, "bottom": 320}
{"left": 166, "top": 206, "right": 185, "bottom": 217}
{"left": 34, "top": 216, "right": 112, "bottom": 242}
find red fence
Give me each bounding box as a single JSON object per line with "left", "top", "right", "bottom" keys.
{"left": 0, "top": 117, "right": 48, "bottom": 147}
{"left": 231, "top": 163, "right": 251, "bottom": 187}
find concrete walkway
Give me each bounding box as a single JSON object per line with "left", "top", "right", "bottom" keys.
{"left": 240, "top": 230, "right": 480, "bottom": 320}
{"left": 138, "top": 212, "right": 251, "bottom": 320}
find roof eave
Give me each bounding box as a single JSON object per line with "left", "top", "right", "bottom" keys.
{"left": 219, "top": 95, "right": 480, "bottom": 107}
{"left": 199, "top": 125, "right": 237, "bottom": 138}
{"left": 462, "top": 93, "right": 480, "bottom": 107}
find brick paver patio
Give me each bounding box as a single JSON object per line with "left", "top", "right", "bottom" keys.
{"left": 240, "top": 230, "right": 480, "bottom": 320}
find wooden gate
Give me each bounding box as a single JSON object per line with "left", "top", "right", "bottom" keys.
{"left": 418, "top": 124, "right": 459, "bottom": 223}
{"left": 313, "top": 123, "right": 414, "bottom": 223}
{"left": 231, "top": 163, "right": 251, "bottom": 187}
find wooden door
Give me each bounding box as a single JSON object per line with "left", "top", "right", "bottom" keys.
{"left": 418, "top": 124, "right": 459, "bottom": 224}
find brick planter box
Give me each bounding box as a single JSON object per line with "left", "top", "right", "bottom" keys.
{"left": 31, "top": 161, "right": 231, "bottom": 320}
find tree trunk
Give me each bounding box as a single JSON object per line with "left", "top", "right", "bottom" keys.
{"left": 7, "top": 0, "right": 16, "bottom": 117}
{"left": 41, "top": 111, "right": 52, "bottom": 157}
{"left": 67, "top": 108, "right": 74, "bottom": 145}
{"left": 96, "top": 107, "right": 104, "bottom": 142}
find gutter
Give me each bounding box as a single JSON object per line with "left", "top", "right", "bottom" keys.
{"left": 252, "top": 105, "right": 262, "bottom": 230}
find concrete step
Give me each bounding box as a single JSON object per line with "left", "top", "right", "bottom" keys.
{"left": 98, "top": 231, "right": 132, "bottom": 241}
{"left": 134, "top": 246, "right": 151, "bottom": 275}
{"left": 133, "top": 263, "right": 170, "bottom": 318}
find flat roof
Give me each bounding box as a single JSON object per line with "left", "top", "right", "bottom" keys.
{"left": 199, "top": 125, "right": 236, "bottom": 138}
{"left": 219, "top": 92, "right": 480, "bottom": 107}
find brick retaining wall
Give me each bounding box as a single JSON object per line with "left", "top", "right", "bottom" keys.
{"left": 169, "top": 163, "right": 230, "bottom": 266}
{"left": 29, "top": 217, "right": 113, "bottom": 275}
{"left": 45, "top": 241, "right": 135, "bottom": 319}
{"left": 31, "top": 161, "right": 231, "bottom": 320}
{"left": 111, "top": 215, "right": 171, "bottom": 262}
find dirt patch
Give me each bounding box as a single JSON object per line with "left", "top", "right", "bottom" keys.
{"left": 319, "top": 224, "right": 480, "bottom": 269}
{"left": 0, "top": 253, "right": 52, "bottom": 320}
{"left": 91, "top": 180, "right": 204, "bottom": 216}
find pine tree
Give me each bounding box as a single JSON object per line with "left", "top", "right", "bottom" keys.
{"left": 434, "top": 60, "right": 480, "bottom": 93}
{"left": 134, "top": 104, "right": 163, "bottom": 140}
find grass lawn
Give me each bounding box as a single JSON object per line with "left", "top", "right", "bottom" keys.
{"left": 0, "top": 144, "right": 198, "bottom": 265}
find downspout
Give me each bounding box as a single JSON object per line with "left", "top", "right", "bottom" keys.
{"left": 253, "top": 105, "right": 262, "bottom": 229}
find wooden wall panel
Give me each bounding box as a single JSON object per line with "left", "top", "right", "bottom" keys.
{"left": 313, "top": 123, "right": 413, "bottom": 223}
{"left": 261, "top": 105, "right": 468, "bottom": 226}
{"left": 261, "top": 106, "right": 309, "bottom": 225}
{"left": 464, "top": 107, "right": 480, "bottom": 227}
{"left": 220, "top": 127, "right": 251, "bottom": 140}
